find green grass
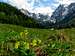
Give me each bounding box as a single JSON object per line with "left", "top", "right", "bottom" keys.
{"left": 0, "top": 23, "right": 75, "bottom": 45}
{"left": 0, "top": 23, "right": 75, "bottom": 55}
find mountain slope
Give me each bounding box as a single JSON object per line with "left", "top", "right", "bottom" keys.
{"left": 51, "top": 4, "right": 65, "bottom": 22}
{"left": 57, "top": 3, "right": 75, "bottom": 28}
{"left": 0, "top": 2, "right": 39, "bottom": 28}
{"left": 51, "top": 3, "right": 75, "bottom": 28}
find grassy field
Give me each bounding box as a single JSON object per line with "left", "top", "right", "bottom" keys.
{"left": 0, "top": 23, "right": 75, "bottom": 56}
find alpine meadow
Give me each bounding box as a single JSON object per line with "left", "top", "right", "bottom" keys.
{"left": 0, "top": 1, "right": 75, "bottom": 56}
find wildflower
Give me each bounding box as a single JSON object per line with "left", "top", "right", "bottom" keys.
{"left": 37, "top": 39, "right": 41, "bottom": 44}
{"left": 24, "top": 30, "right": 28, "bottom": 35}
{"left": 20, "top": 32, "right": 23, "bottom": 36}
{"left": 24, "top": 42, "right": 29, "bottom": 49}
{"left": 20, "top": 30, "right": 28, "bottom": 38}
{"left": 32, "top": 39, "right": 37, "bottom": 46}
{"left": 25, "top": 32, "right": 28, "bottom": 35}
{"left": 15, "top": 42, "right": 20, "bottom": 48}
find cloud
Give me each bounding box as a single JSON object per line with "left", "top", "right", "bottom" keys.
{"left": 3, "top": 0, "right": 75, "bottom": 16}
{"left": 8, "top": 0, "right": 28, "bottom": 8}
{"left": 7, "top": 0, "right": 54, "bottom": 16}
{"left": 7, "top": 0, "right": 34, "bottom": 12}
{"left": 33, "top": 7, "right": 54, "bottom": 16}
{"left": 63, "top": 0, "right": 75, "bottom": 5}
{"left": 55, "top": 0, "right": 75, "bottom": 5}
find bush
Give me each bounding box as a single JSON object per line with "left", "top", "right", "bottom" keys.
{"left": 0, "top": 30, "right": 72, "bottom": 56}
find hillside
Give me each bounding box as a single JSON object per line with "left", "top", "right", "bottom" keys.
{"left": 0, "top": 2, "right": 39, "bottom": 28}
{"left": 0, "top": 23, "right": 74, "bottom": 56}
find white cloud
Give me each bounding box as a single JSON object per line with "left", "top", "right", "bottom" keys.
{"left": 8, "top": 0, "right": 54, "bottom": 16}
{"left": 55, "top": 0, "right": 75, "bottom": 5}
{"left": 8, "top": 0, "right": 34, "bottom": 13}
{"left": 33, "top": 7, "right": 54, "bottom": 16}
{"left": 8, "top": 0, "right": 31, "bottom": 9}
{"left": 63, "top": 0, "right": 75, "bottom": 5}
{"left": 6, "top": 0, "right": 75, "bottom": 16}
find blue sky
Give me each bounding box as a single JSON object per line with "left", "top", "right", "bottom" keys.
{"left": 0, "top": 0, "right": 75, "bottom": 16}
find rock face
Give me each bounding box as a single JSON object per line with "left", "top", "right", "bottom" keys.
{"left": 51, "top": 3, "right": 75, "bottom": 22}
{"left": 65, "top": 3, "right": 75, "bottom": 19}
{"left": 53, "top": 3, "right": 75, "bottom": 28}
{"left": 51, "top": 4, "right": 66, "bottom": 22}
{"left": 20, "top": 3, "right": 75, "bottom": 28}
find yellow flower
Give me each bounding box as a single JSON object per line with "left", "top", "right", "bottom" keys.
{"left": 33, "top": 43, "right": 37, "bottom": 46}
{"left": 24, "top": 30, "right": 28, "bottom": 35}
{"left": 37, "top": 39, "right": 41, "bottom": 44}
{"left": 20, "top": 32, "right": 23, "bottom": 36}
{"left": 32, "top": 39, "right": 37, "bottom": 43}
{"left": 24, "top": 42, "right": 29, "bottom": 49}
{"left": 32, "top": 39, "right": 37, "bottom": 46}
{"left": 25, "top": 32, "right": 28, "bottom": 35}
{"left": 15, "top": 42, "right": 20, "bottom": 48}
{"left": 20, "top": 30, "right": 28, "bottom": 37}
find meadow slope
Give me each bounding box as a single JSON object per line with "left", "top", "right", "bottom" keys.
{"left": 0, "top": 23, "right": 75, "bottom": 56}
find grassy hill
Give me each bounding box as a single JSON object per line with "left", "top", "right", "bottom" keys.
{"left": 0, "top": 23, "right": 74, "bottom": 56}
{"left": 0, "top": 2, "right": 39, "bottom": 28}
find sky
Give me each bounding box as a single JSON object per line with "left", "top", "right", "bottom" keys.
{"left": 0, "top": 0, "right": 75, "bottom": 16}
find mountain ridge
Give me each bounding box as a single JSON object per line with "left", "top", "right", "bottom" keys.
{"left": 0, "top": 2, "right": 75, "bottom": 28}
{"left": 0, "top": 2, "right": 39, "bottom": 28}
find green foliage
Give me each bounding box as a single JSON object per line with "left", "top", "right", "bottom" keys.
{"left": 0, "top": 29, "right": 72, "bottom": 56}
{"left": 0, "top": 2, "right": 39, "bottom": 28}
{"left": 43, "top": 41, "right": 71, "bottom": 56}
{"left": 14, "top": 41, "right": 36, "bottom": 56}
{"left": 0, "top": 24, "right": 74, "bottom": 56}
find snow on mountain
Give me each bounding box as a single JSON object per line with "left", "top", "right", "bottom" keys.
{"left": 20, "top": 2, "right": 75, "bottom": 28}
